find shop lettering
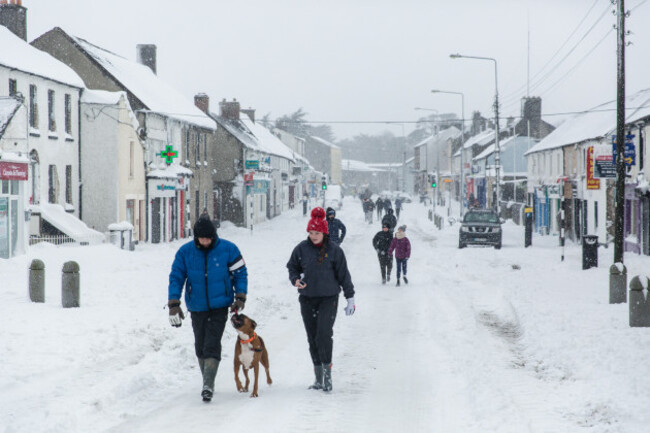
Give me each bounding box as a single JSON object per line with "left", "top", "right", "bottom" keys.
{"left": 0, "top": 162, "right": 28, "bottom": 181}
{"left": 156, "top": 185, "right": 176, "bottom": 191}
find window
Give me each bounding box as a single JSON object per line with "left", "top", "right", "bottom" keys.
{"left": 185, "top": 130, "right": 190, "bottom": 162}
{"left": 65, "top": 165, "right": 72, "bottom": 204}
{"left": 129, "top": 141, "right": 135, "bottom": 178}
{"left": 203, "top": 134, "right": 208, "bottom": 162}
{"left": 195, "top": 132, "right": 200, "bottom": 165}
{"left": 8, "top": 79, "right": 17, "bottom": 96}
{"left": 64, "top": 94, "right": 72, "bottom": 134}
{"left": 126, "top": 199, "right": 135, "bottom": 226}
{"left": 195, "top": 190, "right": 199, "bottom": 222}
{"left": 594, "top": 201, "right": 598, "bottom": 231}
{"left": 29, "top": 85, "right": 38, "bottom": 128}
{"left": 48, "top": 89, "right": 56, "bottom": 132}
{"left": 203, "top": 191, "right": 208, "bottom": 210}
{"left": 48, "top": 165, "right": 57, "bottom": 203}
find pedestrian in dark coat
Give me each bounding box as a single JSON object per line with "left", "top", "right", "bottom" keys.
{"left": 388, "top": 225, "right": 411, "bottom": 286}
{"left": 372, "top": 222, "right": 394, "bottom": 284}
{"left": 376, "top": 197, "right": 384, "bottom": 218}
{"left": 326, "top": 207, "right": 347, "bottom": 245}
{"left": 395, "top": 198, "right": 403, "bottom": 219}
{"left": 168, "top": 217, "right": 248, "bottom": 402}
{"left": 382, "top": 208, "right": 397, "bottom": 233}
{"left": 286, "top": 207, "right": 355, "bottom": 392}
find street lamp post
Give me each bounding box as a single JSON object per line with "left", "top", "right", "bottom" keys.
{"left": 450, "top": 53, "right": 500, "bottom": 215}
{"left": 414, "top": 107, "right": 439, "bottom": 210}
{"left": 431, "top": 89, "right": 465, "bottom": 218}
{"left": 383, "top": 122, "right": 406, "bottom": 192}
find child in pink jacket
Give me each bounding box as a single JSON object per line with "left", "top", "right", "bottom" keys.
{"left": 388, "top": 225, "right": 411, "bottom": 286}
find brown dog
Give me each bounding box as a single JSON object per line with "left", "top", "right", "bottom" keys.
{"left": 231, "top": 313, "right": 272, "bottom": 397}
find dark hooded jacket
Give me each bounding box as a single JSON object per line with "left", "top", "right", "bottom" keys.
{"left": 382, "top": 209, "right": 397, "bottom": 231}
{"left": 372, "top": 229, "right": 393, "bottom": 254}
{"left": 326, "top": 207, "right": 346, "bottom": 245}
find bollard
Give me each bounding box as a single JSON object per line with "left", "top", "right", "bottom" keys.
{"left": 62, "top": 261, "right": 80, "bottom": 308}
{"left": 609, "top": 263, "right": 627, "bottom": 304}
{"left": 29, "top": 259, "right": 45, "bottom": 303}
{"left": 629, "top": 275, "right": 650, "bottom": 327}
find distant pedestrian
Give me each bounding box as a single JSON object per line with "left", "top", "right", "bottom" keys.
{"left": 302, "top": 193, "right": 309, "bottom": 216}
{"left": 376, "top": 197, "right": 384, "bottom": 219}
{"left": 381, "top": 208, "right": 397, "bottom": 233}
{"left": 388, "top": 225, "right": 411, "bottom": 287}
{"left": 363, "top": 198, "right": 374, "bottom": 224}
{"left": 326, "top": 207, "right": 347, "bottom": 245}
{"left": 372, "top": 222, "right": 393, "bottom": 284}
{"left": 395, "top": 198, "right": 403, "bottom": 219}
{"left": 383, "top": 198, "right": 392, "bottom": 212}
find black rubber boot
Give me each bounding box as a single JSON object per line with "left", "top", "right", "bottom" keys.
{"left": 396, "top": 278, "right": 400, "bottom": 287}
{"left": 201, "top": 358, "right": 219, "bottom": 402}
{"left": 403, "top": 276, "right": 408, "bottom": 284}
{"left": 308, "top": 365, "right": 324, "bottom": 390}
{"left": 322, "top": 363, "right": 332, "bottom": 392}
{"left": 198, "top": 358, "right": 205, "bottom": 375}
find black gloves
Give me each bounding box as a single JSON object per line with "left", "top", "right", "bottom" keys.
{"left": 230, "top": 293, "right": 247, "bottom": 313}
{"left": 168, "top": 300, "right": 185, "bottom": 327}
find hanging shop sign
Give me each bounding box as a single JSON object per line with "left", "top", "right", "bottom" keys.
{"left": 159, "top": 145, "right": 179, "bottom": 164}
{"left": 586, "top": 146, "right": 600, "bottom": 190}
{"left": 611, "top": 134, "right": 635, "bottom": 166}
{"left": 245, "top": 160, "right": 259, "bottom": 169}
{"left": 0, "top": 161, "right": 28, "bottom": 181}
{"left": 593, "top": 145, "right": 616, "bottom": 179}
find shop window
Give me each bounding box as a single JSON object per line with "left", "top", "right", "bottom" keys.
{"left": 1, "top": 180, "right": 8, "bottom": 194}
{"left": 10, "top": 180, "right": 18, "bottom": 196}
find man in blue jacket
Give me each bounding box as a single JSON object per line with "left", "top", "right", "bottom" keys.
{"left": 168, "top": 217, "right": 248, "bottom": 402}
{"left": 326, "top": 207, "right": 346, "bottom": 245}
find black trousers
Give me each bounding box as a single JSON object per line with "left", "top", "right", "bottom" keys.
{"left": 299, "top": 294, "right": 339, "bottom": 366}
{"left": 378, "top": 253, "right": 393, "bottom": 280}
{"left": 191, "top": 307, "right": 228, "bottom": 360}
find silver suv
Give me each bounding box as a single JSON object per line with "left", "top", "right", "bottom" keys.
{"left": 459, "top": 209, "right": 502, "bottom": 249}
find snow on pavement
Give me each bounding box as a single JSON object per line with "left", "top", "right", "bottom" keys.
{"left": 2, "top": 196, "right": 650, "bottom": 433}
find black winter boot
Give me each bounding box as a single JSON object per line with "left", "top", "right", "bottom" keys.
{"left": 322, "top": 363, "right": 332, "bottom": 392}
{"left": 201, "top": 358, "right": 219, "bottom": 402}
{"left": 396, "top": 278, "right": 400, "bottom": 287}
{"left": 308, "top": 365, "right": 324, "bottom": 390}
{"left": 403, "top": 276, "right": 408, "bottom": 284}
{"left": 198, "top": 358, "right": 205, "bottom": 375}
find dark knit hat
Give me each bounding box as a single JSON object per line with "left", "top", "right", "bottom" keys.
{"left": 307, "top": 207, "right": 329, "bottom": 234}
{"left": 194, "top": 217, "right": 217, "bottom": 239}
{"left": 326, "top": 207, "right": 336, "bottom": 217}
{"left": 382, "top": 222, "right": 390, "bottom": 229}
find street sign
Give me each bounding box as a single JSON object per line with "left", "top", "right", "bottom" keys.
{"left": 593, "top": 145, "right": 616, "bottom": 179}
{"left": 612, "top": 134, "right": 635, "bottom": 166}
{"left": 245, "top": 160, "right": 259, "bottom": 169}
{"left": 443, "top": 178, "right": 453, "bottom": 183}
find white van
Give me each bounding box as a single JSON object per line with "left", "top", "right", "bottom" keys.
{"left": 324, "top": 184, "right": 343, "bottom": 210}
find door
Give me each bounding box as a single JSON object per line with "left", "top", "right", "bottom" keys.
{"left": 152, "top": 198, "right": 161, "bottom": 244}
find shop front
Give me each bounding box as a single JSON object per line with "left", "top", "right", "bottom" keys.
{"left": 147, "top": 175, "right": 180, "bottom": 244}
{"left": 0, "top": 160, "right": 28, "bottom": 258}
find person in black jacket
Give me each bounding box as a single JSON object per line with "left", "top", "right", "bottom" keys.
{"left": 382, "top": 208, "right": 397, "bottom": 233}
{"left": 372, "top": 222, "right": 394, "bottom": 284}
{"left": 326, "top": 207, "right": 346, "bottom": 245}
{"left": 286, "top": 207, "right": 355, "bottom": 392}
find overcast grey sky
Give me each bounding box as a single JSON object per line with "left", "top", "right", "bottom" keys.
{"left": 27, "top": 0, "right": 650, "bottom": 140}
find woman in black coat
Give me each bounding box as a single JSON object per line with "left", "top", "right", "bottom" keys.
{"left": 286, "top": 207, "right": 355, "bottom": 392}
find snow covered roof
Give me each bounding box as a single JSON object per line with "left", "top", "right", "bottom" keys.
{"left": 0, "top": 97, "right": 21, "bottom": 138}
{"left": 0, "top": 27, "right": 84, "bottom": 88}
{"left": 63, "top": 30, "right": 214, "bottom": 130}
{"left": 526, "top": 88, "right": 650, "bottom": 156}
{"left": 212, "top": 114, "right": 260, "bottom": 151}
{"left": 29, "top": 203, "right": 104, "bottom": 244}
{"left": 463, "top": 128, "right": 495, "bottom": 149}
{"left": 309, "top": 135, "right": 340, "bottom": 149}
{"left": 414, "top": 126, "right": 461, "bottom": 149}
{"left": 474, "top": 135, "right": 536, "bottom": 161}
{"left": 80, "top": 89, "right": 140, "bottom": 132}
{"left": 342, "top": 159, "right": 386, "bottom": 172}
{"left": 0, "top": 151, "right": 29, "bottom": 163}
{"left": 240, "top": 116, "right": 296, "bottom": 162}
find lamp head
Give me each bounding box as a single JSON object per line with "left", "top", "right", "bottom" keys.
{"left": 450, "top": 53, "right": 461, "bottom": 59}
{"left": 431, "top": 89, "right": 440, "bottom": 93}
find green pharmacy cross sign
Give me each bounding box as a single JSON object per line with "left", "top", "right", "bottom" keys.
{"left": 159, "top": 145, "right": 178, "bottom": 164}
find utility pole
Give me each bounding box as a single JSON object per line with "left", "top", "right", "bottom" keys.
{"left": 614, "top": 0, "right": 626, "bottom": 264}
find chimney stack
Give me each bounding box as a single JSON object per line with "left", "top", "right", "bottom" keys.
{"left": 521, "top": 97, "right": 542, "bottom": 122}
{"left": 241, "top": 107, "right": 256, "bottom": 122}
{"left": 219, "top": 98, "right": 240, "bottom": 121}
{"left": 194, "top": 93, "right": 210, "bottom": 114}
{"left": 136, "top": 44, "right": 157, "bottom": 75}
{"left": 0, "top": 0, "right": 26, "bottom": 41}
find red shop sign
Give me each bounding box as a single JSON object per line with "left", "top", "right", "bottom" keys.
{"left": 0, "top": 161, "right": 28, "bottom": 180}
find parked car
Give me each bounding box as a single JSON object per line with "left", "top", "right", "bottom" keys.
{"left": 459, "top": 209, "right": 503, "bottom": 249}
{"left": 396, "top": 192, "right": 413, "bottom": 203}
{"left": 324, "top": 184, "right": 343, "bottom": 210}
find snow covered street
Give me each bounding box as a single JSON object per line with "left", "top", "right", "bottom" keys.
{"left": 2, "top": 197, "right": 650, "bottom": 433}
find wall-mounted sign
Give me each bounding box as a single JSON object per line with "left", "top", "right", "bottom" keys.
{"left": 611, "top": 134, "right": 635, "bottom": 166}
{"left": 159, "top": 145, "right": 178, "bottom": 164}
{"left": 245, "top": 160, "right": 259, "bottom": 169}
{"left": 0, "top": 161, "right": 28, "bottom": 180}
{"left": 586, "top": 146, "right": 600, "bottom": 190}
{"left": 593, "top": 145, "right": 615, "bottom": 179}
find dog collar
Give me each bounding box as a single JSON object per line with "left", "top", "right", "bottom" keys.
{"left": 240, "top": 332, "right": 257, "bottom": 345}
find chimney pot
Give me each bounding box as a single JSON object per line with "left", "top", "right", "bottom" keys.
{"left": 219, "top": 99, "right": 241, "bottom": 121}
{"left": 136, "top": 44, "right": 157, "bottom": 75}
{"left": 194, "top": 93, "right": 210, "bottom": 114}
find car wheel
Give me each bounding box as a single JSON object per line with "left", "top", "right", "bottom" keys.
{"left": 459, "top": 242, "right": 466, "bottom": 249}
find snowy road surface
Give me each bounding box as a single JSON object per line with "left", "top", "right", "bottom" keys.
{"left": 2, "top": 196, "right": 650, "bottom": 433}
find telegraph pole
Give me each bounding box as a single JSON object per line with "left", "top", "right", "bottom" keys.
{"left": 614, "top": 0, "right": 626, "bottom": 264}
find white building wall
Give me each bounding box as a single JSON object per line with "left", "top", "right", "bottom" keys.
{"left": 0, "top": 68, "right": 82, "bottom": 214}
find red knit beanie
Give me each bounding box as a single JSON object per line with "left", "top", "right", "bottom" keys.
{"left": 307, "top": 207, "right": 329, "bottom": 234}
